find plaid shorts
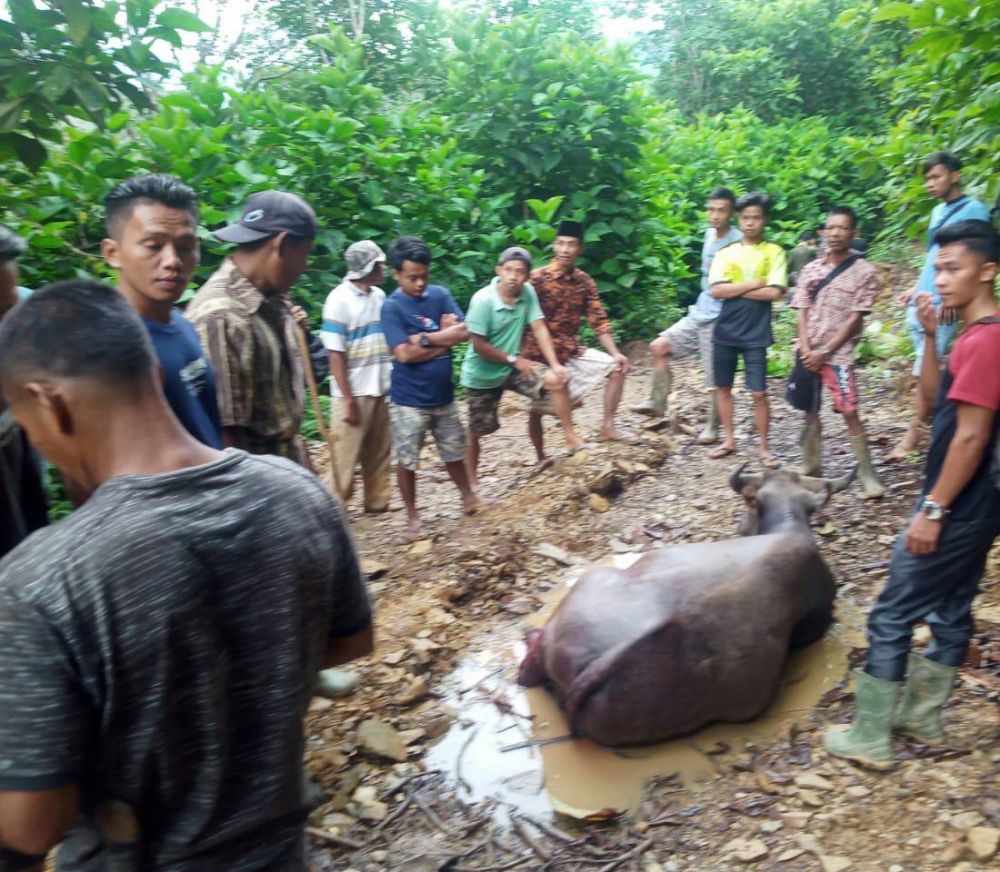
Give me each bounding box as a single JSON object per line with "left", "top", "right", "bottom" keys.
{"left": 388, "top": 401, "right": 467, "bottom": 471}
{"left": 466, "top": 367, "right": 548, "bottom": 435}
{"left": 820, "top": 363, "right": 859, "bottom": 414}
{"left": 530, "top": 347, "right": 615, "bottom": 416}
{"left": 659, "top": 315, "right": 715, "bottom": 389}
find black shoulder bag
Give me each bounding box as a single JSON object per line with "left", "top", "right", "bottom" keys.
{"left": 785, "top": 256, "right": 859, "bottom": 412}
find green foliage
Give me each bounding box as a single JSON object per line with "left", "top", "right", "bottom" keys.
{"left": 643, "top": 0, "right": 905, "bottom": 129}
{"left": 0, "top": 0, "right": 211, "bottom": 168}
{"left": 855, "top": 317, "right": 910, "bottom": 366}
{"left": 858, "top": 0, "right": 1000, "bottom": 238}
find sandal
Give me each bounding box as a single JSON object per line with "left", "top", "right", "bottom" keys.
{"left": 708, "top": 445, "right": 737, "bottom": 460}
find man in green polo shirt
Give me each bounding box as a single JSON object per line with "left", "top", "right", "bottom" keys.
{"left": 460, "top": 247, "right": 577, "bottom": 491}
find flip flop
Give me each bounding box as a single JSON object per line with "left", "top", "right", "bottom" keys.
{"left": 567, "top": 442, "right": 598, "bottom": 457}
{"left": 760, "top": 455, "right": 781, "bottom": 469}
{"left": 708, "top": 445, "right": 737, "bottom": 460}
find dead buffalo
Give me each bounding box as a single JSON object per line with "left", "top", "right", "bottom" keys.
{"left": 517, "top": 465, "right": 854, "bottom": 747}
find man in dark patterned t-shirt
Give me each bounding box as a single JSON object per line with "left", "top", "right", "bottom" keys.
{"left": 0, "top": 280, "right": 372, "bottom": 871}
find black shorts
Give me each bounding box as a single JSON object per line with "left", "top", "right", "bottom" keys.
{"left": 713, "top": 344, "right": 767, "bottom": 392}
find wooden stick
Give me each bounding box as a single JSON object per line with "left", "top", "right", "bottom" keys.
{"left": 306, "top": 826, "right": 362, "bottom": 851}
{"left": 293, "top": 324, "right": 338, "bottom": 481}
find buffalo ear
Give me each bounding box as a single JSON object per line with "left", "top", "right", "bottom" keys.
{"left": 741, "top": 485, "right": 758, "bottom": 507}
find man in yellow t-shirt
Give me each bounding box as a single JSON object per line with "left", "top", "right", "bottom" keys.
{"left": 707, "top": 192, "right": 787, "bottom": 468}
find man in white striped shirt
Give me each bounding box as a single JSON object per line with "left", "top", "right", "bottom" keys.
{"left": 321, "top": 241, "right": 393, "bottom": 511}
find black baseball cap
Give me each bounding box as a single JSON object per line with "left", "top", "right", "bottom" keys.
{"left": 212, "top": 190, "right": 318, "bottom": 244}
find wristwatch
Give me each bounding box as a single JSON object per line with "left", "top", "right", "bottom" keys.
{"left": 419, "top": 333, "right": 433, "bottom": 348}
{"left": 819, "top": 346, "right": 832, "bottom": 359}
{"left": 920, "top": 496, "right": 949, "bottom": 522}
{"left": 506, "top": 353, "right": 518, "bottom": 365}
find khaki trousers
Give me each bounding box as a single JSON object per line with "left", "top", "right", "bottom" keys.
{"left": 328, "top": 395, "right": 391, "bottom": 511}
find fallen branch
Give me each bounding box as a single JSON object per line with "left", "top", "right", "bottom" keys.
{"left": 500, "top": 734, "right": 576, "bottom": 753}
{"left": 511, "top": 814, "right": 550, "bottom": 861}
{"left": 377, "top": 768, "right": 440, "bottom": 801}
{"left": 455, "top": 726, "right": 479, "bottom": 793}
{"left": 305, "top": 826, "right": 362, "bottom": 851}
{"left": 413, "top": 793, "right": 454, "bottom": 835}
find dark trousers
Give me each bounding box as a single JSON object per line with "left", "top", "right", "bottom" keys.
{"left": 866, "top": 515, "right": 1000, "bottom": 681}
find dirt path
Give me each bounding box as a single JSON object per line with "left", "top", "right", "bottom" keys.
{"left": 304, "top": 294, "right": 1000, "bottom": 871}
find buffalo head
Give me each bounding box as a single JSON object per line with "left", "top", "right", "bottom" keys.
{"left": 729, "top": 463, "right": 856, "bottom": 536}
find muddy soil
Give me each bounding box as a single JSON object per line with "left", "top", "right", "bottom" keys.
{"left": 304, "top": 274, "right": 1000, "bottom": 872}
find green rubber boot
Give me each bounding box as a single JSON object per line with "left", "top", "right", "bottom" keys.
{"left": 823, "top": 669, "right": 899, "bottom": 770}
{"left": 696, "top": 390, "right": 720, "bottom": 445}
{"left": 849, "top": 434, "right": 886, "bottom": 499}
{"left": 800, "top": 421, "right": 823, "bottom": 477}
{"left": 893, "top": 652, "right": 957, "bottom": 745}
{"left": 631, "top": 369, "right": 671, "bottom": 418}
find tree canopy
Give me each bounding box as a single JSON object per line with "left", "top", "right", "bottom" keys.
{"left": 0, "top": 0, "right": 996, "bottom": 341}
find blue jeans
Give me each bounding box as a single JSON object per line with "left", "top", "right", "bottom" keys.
{"left": 906, "top": 304, "right": 958, "bottom": 376}
{"left": 866, "top": 515, "right": 1000, "bottom": 681}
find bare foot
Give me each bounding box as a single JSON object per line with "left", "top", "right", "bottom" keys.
{"left": 887, "top": 429, "right": 920, "bottom": 461}
{"left": 596, "top": 427, "right": 626, "bottom": 443}
{"left": 400, "top": 519, "right": 424, "bottom": 542}
{"left": 708, "top": 444, "right": 737, "bottom": 460}
{"left": 759, "top": 452, "right": 781, "bottom": 469}
{"left": 463, "top": 493, "right": 499, "bottom": 515}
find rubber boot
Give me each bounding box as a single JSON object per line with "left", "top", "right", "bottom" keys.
{"left": 823, "top": 669, "right": 899, "bottom": 770}
{"left": 696, "top": 390, "right": 720, "bottom": 445}
{"left": 849, "top": 434, "right": 886, "bottom": 499}
{"left": 316, "top": 667, "right": 360, "bottom": 698}
{"left": 892, "top": 652, "right": 957, "bottom": 745}
{"left": 800, "top": 421, "right": 823, "bottom": 477}
{"left": 631, "top": 369, "right": 671, "bottom": 418}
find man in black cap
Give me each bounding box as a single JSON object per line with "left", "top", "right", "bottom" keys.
{"left": 521, "top": 220, "right": 632, "bottom": 457}
{"left": 187, "top": 191, "right": 318, "bottom": 465}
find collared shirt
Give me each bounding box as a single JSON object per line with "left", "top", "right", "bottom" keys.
{"left": 689, "top": 225, "right": 743, "bottom": 323}
{"left": 186, "top": 258, "right": 304, "bottom": 454}
{"left": 321, "top": 279, "right": 391, "bottom": 398}
{"left": 461, "top": 278, "right": 545, "bottom": 390}
{"left": 915, "top": 196, "right": 990, "bottom": 300}
{"left": 790, "top": 253, "right": 880, "bottom": 366}
{"left": 380, "top": 285, "right": 464, "bottom": 408}
{"left": 521, "top": 262, "right": 612, "bottom": 364}
{"left": 709, "top": 240, "right": 787, "bottom": 348}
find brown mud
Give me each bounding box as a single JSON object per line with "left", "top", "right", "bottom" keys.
{"left": 305, "top": 270, "right": 1000, "bottom": 871}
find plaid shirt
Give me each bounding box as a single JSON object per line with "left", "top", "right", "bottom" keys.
{"left": 186, "top": 259, "right": 304, "bottom": 457}
{"left": 790, "top": 253, "right": 881, "bottom": 366}
{"left": 521, "top": 261, "right": 612, "bottom": 364}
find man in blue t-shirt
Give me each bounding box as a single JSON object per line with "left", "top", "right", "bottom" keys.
{"left": 102, "top": 175, "right": 222, "bottom": 450}
{"left": 380, "top": 237, "right": 486, "bottom": 541}
{"left": 890, "top": 152, "right": 990, "bottom": 460}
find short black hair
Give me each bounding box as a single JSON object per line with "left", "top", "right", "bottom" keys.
{"left": 0, "top": 279, "right": 155, "bottom": 387}
{"left": 735, "top": 191, "right": 771, "bottom": 216}
{"left": 827, "top": 206, "right": 857, "bottom": 229}
{"left": 935, "top": 219, "right": 1000, "bottom": 263}
{"left": 708, "top": 188, "right": 737, "bottom": 206}
{"left": 0, "top": 225, "right": 27, "bottom": 262}
{"left": 923, "top": 151, "right": 962, "bottom": 174}
{"left": 798, "top": 230, "right": 818, "bottom": 242}
{"left": 104, "top": 174, "right": 200, "bottom": 238}
{"left": 387, "top": 236, "right": 432, "bottom": 270}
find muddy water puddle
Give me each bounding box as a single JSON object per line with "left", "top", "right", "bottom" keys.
{"left": 426, "top": 555, "right": 865, "bottom": 821}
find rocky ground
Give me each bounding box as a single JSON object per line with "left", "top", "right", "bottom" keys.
{"left": 303, "top": 278, "right": 1000, "bottom": 872}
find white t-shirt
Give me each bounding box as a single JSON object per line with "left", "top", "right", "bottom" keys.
{"left": 321, "top": 280, "right": 391, "bottom": 397}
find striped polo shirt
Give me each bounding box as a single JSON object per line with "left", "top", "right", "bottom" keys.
{"left": 321, "top": 279, "right": 391, "bottom": 397}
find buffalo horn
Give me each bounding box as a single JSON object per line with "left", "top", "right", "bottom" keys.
{"left": 799, "top": 465, "right": 858, "bottom": 494}
{"left": 729, "top": 462, "right": 764, "bottom": 493}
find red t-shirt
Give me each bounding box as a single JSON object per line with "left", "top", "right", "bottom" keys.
{"left": 925, "top": 320, "right": 1000, "bottom": 520}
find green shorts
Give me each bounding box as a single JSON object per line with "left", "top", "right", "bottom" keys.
{"left": 465, "top": 367, "right": 548, "bottom": 436}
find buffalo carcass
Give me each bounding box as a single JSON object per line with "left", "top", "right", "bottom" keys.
{"left": 517, "top": 465, "right": 854, "bottom": 747}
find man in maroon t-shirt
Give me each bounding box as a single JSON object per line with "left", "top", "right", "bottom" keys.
{"left": 825, "top": 219, "right": 1000, "bottom": 771}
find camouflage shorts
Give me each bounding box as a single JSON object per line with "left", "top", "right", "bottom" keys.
{"left": 465, "top": 367, "right": 548, "bottom": 436}
{"left": 388, "top": 401, "right": 467, "bottom": 471}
